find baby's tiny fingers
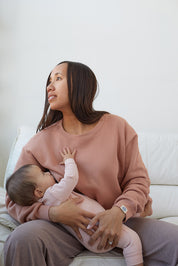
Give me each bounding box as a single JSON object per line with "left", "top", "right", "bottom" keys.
{"left": 63, "top": 147, "right": 68, "bottom": 154}
{"left": 72, "top": 149, "right": 76, "bottom": 156}
{"left": 66, "top": 147, "right": 71, "bottom": 153}
{"left": 60, "top": 151, "right": 64, "bottom": 156}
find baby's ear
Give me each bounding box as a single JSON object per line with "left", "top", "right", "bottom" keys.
{"left": 34, "top": 188, "right": 44, "bottom": 199}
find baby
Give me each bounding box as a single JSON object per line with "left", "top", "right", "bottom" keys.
{"left": 6, "top": 147, "right": 152, "bottom": 266}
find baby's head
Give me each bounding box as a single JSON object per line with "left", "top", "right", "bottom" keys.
{"left": 6, "top": 164, "right": 55, "bottom": 206}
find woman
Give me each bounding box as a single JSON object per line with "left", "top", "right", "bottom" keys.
{"left": 4, "top": 61, "right": 178, "bottom": 266}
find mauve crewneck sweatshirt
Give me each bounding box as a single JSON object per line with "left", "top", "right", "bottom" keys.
{"left": 6, "top": 114, "right": 151, "bottom": 223}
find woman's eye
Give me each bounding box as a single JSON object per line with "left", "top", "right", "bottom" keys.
{"left": 56, "top": 77, "right": 62, "bottom": 81}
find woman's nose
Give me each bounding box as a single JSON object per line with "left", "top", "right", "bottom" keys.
{"left": 47, "top": 83, "right": 55, "bottom": 92}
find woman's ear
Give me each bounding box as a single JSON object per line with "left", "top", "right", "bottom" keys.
{"left": 34, "top": 188, "right": 44, "bottom": 199}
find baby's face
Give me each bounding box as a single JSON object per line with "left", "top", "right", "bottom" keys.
{"left": 30, "top": 165, "right": 56, "bottom": 194}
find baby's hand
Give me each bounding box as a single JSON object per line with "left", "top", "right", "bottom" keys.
{"left": 60, "top": 147, "right": 76, "bottom": 164}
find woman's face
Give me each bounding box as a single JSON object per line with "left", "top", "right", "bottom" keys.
{"left": 47, "top": 63, "right": 71, "bottom": 113}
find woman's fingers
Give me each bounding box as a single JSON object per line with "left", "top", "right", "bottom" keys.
{"left": 97, "top": 233, "right": 109, "bottom": 250}
{"left": 78, "top": 223, "right": 94, "bottom": 236}
{"left": 88, "top": 207, "right": 124, "bottom": 250}
{"left": 88, "top": 226, "right": 102, "bottom": 246}
{"left": 88, "top": 228, "right": 117, "bottom": 250}
{"left": 87, "top": 216, "right": 99, "bottom": 229}
{"left": 62, "top": 198, "right": 96, "bottom": 226}
{"left": 112, "top": 234, "right": 119, "bottom": 247}
{"left": 72, "top": 226, "right": 82, "bottom": 240}
{"left": 104, "top": 235, "right": 118, "bottom": 250}
{"left": 72, "top": 222, "right": 95, "bottom": 240}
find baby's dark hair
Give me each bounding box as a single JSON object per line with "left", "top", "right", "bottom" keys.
{"left": 6, "top": 164, "right": 38, "bottom": 206}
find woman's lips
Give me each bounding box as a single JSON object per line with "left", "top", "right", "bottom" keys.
{"left": 48, "top": 95, "right": 56, "bottom": 102}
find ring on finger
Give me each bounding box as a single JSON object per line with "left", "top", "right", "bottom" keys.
{"left": 109, "top": 241, "right": 113, "bottom": 245}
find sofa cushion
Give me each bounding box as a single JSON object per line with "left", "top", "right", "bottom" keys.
{"left": 70, "top": 250, "right": 126, "bottom": 266}
{"left": 0, "top": 188, "right": 19, "bottom": 230}
{"left": 4, "top": 126, "right": 35, "bottom": 188}
{"left": 160, "top": 217, "right": 178, "bottom": 226}
{"left": 149, "top": 185, "right": 178, "bottom": 219}
{"left": 138, "top": 133, "right": 178, "bottom": 185}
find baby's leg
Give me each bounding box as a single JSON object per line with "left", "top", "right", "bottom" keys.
{"left": 63, "top": 224, "right": 113, "bottom": 253}
{"left": 117, "top": 224, "right": 143, "bottom": 266}
{"left": 64, "top": 220, "right": 144, "bottom": 265}
{"left": 66, "top": 194, "right": 143, "bottom": 264}
{"left": 64, "top": 193, "right": 113, "bottom": 253}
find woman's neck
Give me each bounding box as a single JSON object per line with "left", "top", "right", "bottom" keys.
{"left": 62, "top": 114, "right": 98, "bottom": 135}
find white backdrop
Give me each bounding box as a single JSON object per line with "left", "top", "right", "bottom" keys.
{"left": 0, "top": 0, "right": 178, "bottom": 186}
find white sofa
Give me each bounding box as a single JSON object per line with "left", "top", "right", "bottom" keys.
{"left": 0, "top": 126, "right": 178, "bottom": 266}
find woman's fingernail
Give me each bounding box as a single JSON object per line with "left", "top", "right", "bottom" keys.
{"left": 87, "top": 224, "right": 92, "bottom": 229}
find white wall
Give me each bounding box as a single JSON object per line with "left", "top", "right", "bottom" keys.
{"left": 0, "top": 0, "right": 178, "bottom": 186}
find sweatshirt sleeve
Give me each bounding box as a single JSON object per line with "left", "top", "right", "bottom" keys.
{"left": 42, "top": 158, "right": 79, "bottom": 205}
{"left": 6, "top": 146, "right": 50, "bottom": 223}
{"left": 114, "top": 121, "right": 151, "bottom": 221}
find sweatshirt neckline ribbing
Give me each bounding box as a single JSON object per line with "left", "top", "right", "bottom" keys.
{"left": 58, "top": 114, "right": 108, "bottom": 138}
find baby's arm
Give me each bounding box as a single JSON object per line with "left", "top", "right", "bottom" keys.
{"left": 42, "top": 148, "right": 79, "bottom": 205}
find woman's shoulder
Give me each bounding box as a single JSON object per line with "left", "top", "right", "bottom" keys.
{"left": 25, "top": 121, "right": 60, "bottom": 148}
{"left": 40, "top": 121, "right": 60, "bottom": 134}
{"left": 104, "top": 113, "right": 137, "bottom": 137}
{"left": 104, "top": 113, "right": 128, "bottom": 127}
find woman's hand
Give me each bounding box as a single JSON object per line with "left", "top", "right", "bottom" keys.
{"left": 88, "top": 206, "right": 125, "bottom": 250}
{"left": 48, "top": 196, "right": 95, "bottom": 240}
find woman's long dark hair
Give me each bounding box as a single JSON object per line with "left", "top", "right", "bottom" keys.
{"left": 37, "top": 61, "right": 108, "bottom": 132}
